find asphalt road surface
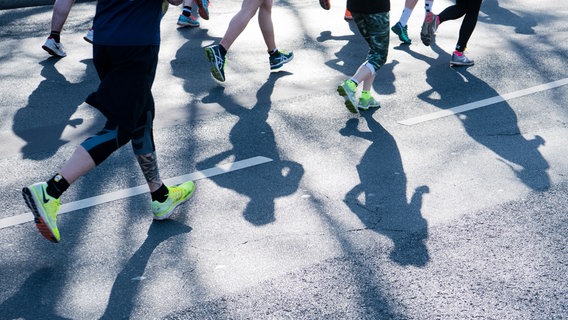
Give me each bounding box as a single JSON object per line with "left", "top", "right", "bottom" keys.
{"left": 0, "top": 0, "right": 567, "bottom": 319}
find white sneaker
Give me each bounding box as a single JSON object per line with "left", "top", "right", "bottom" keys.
{"left": 83, "top": 28, "right": 93, "bottom": 44}
{"left": 42, "top": 37, "right": 66, "bottom": 57}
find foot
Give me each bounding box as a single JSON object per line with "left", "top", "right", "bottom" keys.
{"left": 83, "top": 28, "right": 93, "bottom": 44}
{"left": 22, "top": 182, "right": 61, "bottom": 243}
{"left": 420, "top": 12, "right": 439, "bottom": 46}
{"left": 42, "top": 37, "right": 66, "bottom": 57}
{"left": 194, "top": 0, "right": 209, "bottom": 20}
{"left": 177, "top": 14, "right": 200, "bottom": 27}
{"left": 269, "top": 50, "right": 294, "bottom": 70}
{"left": 337, "top": 80, "right": 359, "bottom": 114}
{"left": 204, "top": 44, "right": 226, "bottom": 82}
{"left": 344, "top": 9, "right": 353, "bottom": 21}
{"left": 450, "top": 50, "right": 474, "bottom": 67}
{"left": 152, "top": 181, "right": 195, "bottom": 220}
{"left": 358, "top": 95, "right": 381, "bottom": 110}
{"left": 391, "top": 22, "right": 411, "bottom": 44}
{"left": 319, "top": 0, "right": 330, "bottom": 10}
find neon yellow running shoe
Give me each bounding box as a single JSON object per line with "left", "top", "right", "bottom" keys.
{"left": 358, "top": 95, "right": 381, "bottom": 110}
{"left": 337, "top": 80, "right": 358, "bottom": 114}
{"left": 22, "top": 182, "right": 61, "bottom": 243}
{"left": 152, "top": 181, "right": 195, "bottom": 220}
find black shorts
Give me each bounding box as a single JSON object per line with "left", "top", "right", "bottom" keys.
{"left": 85, "top": 45, "right": 159, "bottom": 135}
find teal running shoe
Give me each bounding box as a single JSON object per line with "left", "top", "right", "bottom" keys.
{"left": 391, "top": 22, "right": 411, "bottom": 44}
{"left": 337, "top": 80, "right": 358, "bottom": 113}
{"left": 205, "top": 44, "right": 226, "bottom": 82}
{"left": 269, "top": 50, "right": 294, "bottom": 70}
{"left": 152, "top": 181, "right": 195, "bottom": 220}
{"left": 177, "top": 14, "right": 200, "bottom": 27}
{"left": 22, "top": 182, "right": 61, "bottom": 243}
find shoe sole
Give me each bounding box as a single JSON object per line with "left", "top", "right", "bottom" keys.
{"left": 337, "top": 86, "right": 359, "bottom": 114}
{"left": 22, "top": 187, "right": 59, "bottom": 243}
{"left": 41, "top": 45, "right": 66, "bottom": 58}
{"left": 177, "top": 22, "right": 200, "bottom": 27}
{"left": 205, "top": 48, "right": 225, "bottom": 82}
{"left": 450, "top": 61, "right": 474, "bottom": 67}
{"left": 194, "top": 0, "right": 209, "bottom": 20}
{"left": 270, "top": 54, "right": 294, "bottom": 70}
{"left": 153, "top": 184, "right": 195, "bottom": 221}
{"left": 319, "top": 0, "right": 330, "bottom": 10}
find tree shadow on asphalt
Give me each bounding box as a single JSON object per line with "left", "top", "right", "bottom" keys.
{"left": 99, "top": 220, "right": 192, "bottom": 320}
{"left": 196, "top": 72, "right": 304, "bottom": 226}
{"left": 396, "top": 42, "right": 550, "bottom": 191}
{"left": 0, "top": 267, "right": 72, "bottom": 320}
{"left": 340, "top": 108, "right": 430, "bottom": 267}
{"left": 12, "top": 58, "right": 95, "bottom": 160}
{"left": 479, "top": 0, "right": 537, "bottom": 35}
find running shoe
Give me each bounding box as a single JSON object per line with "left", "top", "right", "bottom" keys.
{"left": 391, "top": 22, "right": 411, "bottom": 44}
{"left": 337, "top": 80, "right": 358, "bottom": 113}
{"left": 204, "top": 44, "right": 226, "bottom": 82}
{"left": 344, "top": 9, "right": 353, "bottom": 21}
{"left": 450, "top": 51, "right": 474, "bottom": 67}
{"left": 420, "top": 12, "right": 439, "bottom": 46}
{"left": 22, "top": 182, "right": 61, "bottom": 243}
{"left": 269, "top": 50, "right": 294, "bottom": 70}
{"left": 195, "top": 0, "right": 209, "bottom": 20}
{"left": 152, "top": 181, "right": 195, "bottom": 220}
{"left": 177, "top": 14, "right": 200, "bottom": 27}
{"left": 319, "top": 0, "right": 330, "bottom": 10}
{"left": 42, "top": 37, "right": 66, "bottom": 58}
{"left": 83, "top": 28, "right": 93, "bottom": 44}
{"left": 358, "top": 95, "right": 381, "bottom": 110}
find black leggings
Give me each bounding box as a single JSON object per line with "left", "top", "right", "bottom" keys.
{"left": 438, "top": 0, "right": 483, "bottom": 52}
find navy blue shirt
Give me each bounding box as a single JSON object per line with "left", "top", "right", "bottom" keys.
{"left": 347, "top": 0, "right": 390, "bottom": 14}
{"left": 93, "top": 0, "right": 163, "bottom": 46}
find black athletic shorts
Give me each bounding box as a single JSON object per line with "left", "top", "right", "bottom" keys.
{"left": 85, "top": 45, "right": 159, "bottom": 135}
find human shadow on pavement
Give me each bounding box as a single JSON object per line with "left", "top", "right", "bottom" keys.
{"left": 100, "top": 220, "right": 191, "bottom": 320}
{"left": 397, "top": 43, "right": 550, "bottom": 191}
{"left": 197, "top": 72, "right": 304, "bottom": 226}
{"left": 341, "top": 109, "right": 430, "bottom": 267}
{"left": 316, "top": 21, "right": 366, "bottom": 77}
{"left": 0, "top": 267, "right": 72, "bottom": 320}
{"left": 479, "top": 0, "right": 537, "bottom": 35}
{"left": 12, "top": 58, "right": 94, "bottom": 160}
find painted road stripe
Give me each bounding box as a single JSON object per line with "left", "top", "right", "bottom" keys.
{"left": 398, "top": 78, "right": 568, "bottom": 126}
{"left": 0, "top": 156, "right": 272, "bottom": 230}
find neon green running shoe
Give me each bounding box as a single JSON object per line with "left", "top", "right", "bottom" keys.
{"left": 152, "top": 181, "right": 195, "bottom": 220}
{"left": 22, "top": 182, "right": 61, "bottom": 243}
{"left": 337, "top": 80, "right": 358, "bottom": 113}
{"left": 358, "top": 95, "right": 381, "bottom": 110}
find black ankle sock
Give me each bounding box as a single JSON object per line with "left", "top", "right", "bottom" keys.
{"left": 49, "top": 31, "right": 61, "bottom": 43}
{"left": 182, "top": 6, "right": 192, "bottom": 17}
{"left": 269, "top": 48, "right": 279, "bottom": 56}
{"left": 151, "top": 184, "right": 169, "bottom": 202}
{"left": 219, "top": 44, "right": 227, "bottom": 57}
{"left": 46, "top": 174, "right": 69, "bottom": 199}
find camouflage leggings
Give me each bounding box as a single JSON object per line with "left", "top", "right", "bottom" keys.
{"left": 352, "top": 11, "right": 390, "bottom": 72}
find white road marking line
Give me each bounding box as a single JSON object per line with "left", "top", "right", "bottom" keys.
{"left": 398, "top": 78, "right": 568, "bottom": 126}
{"left": 0, "top": 156, "right": 272, "bottom": 230}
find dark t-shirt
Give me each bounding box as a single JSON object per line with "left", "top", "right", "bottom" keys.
{"left": 347, "top": 0, "right": 390, "bottom": 14}
{"left": 93, "top": 0, "right": 163, "bottom": 46}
